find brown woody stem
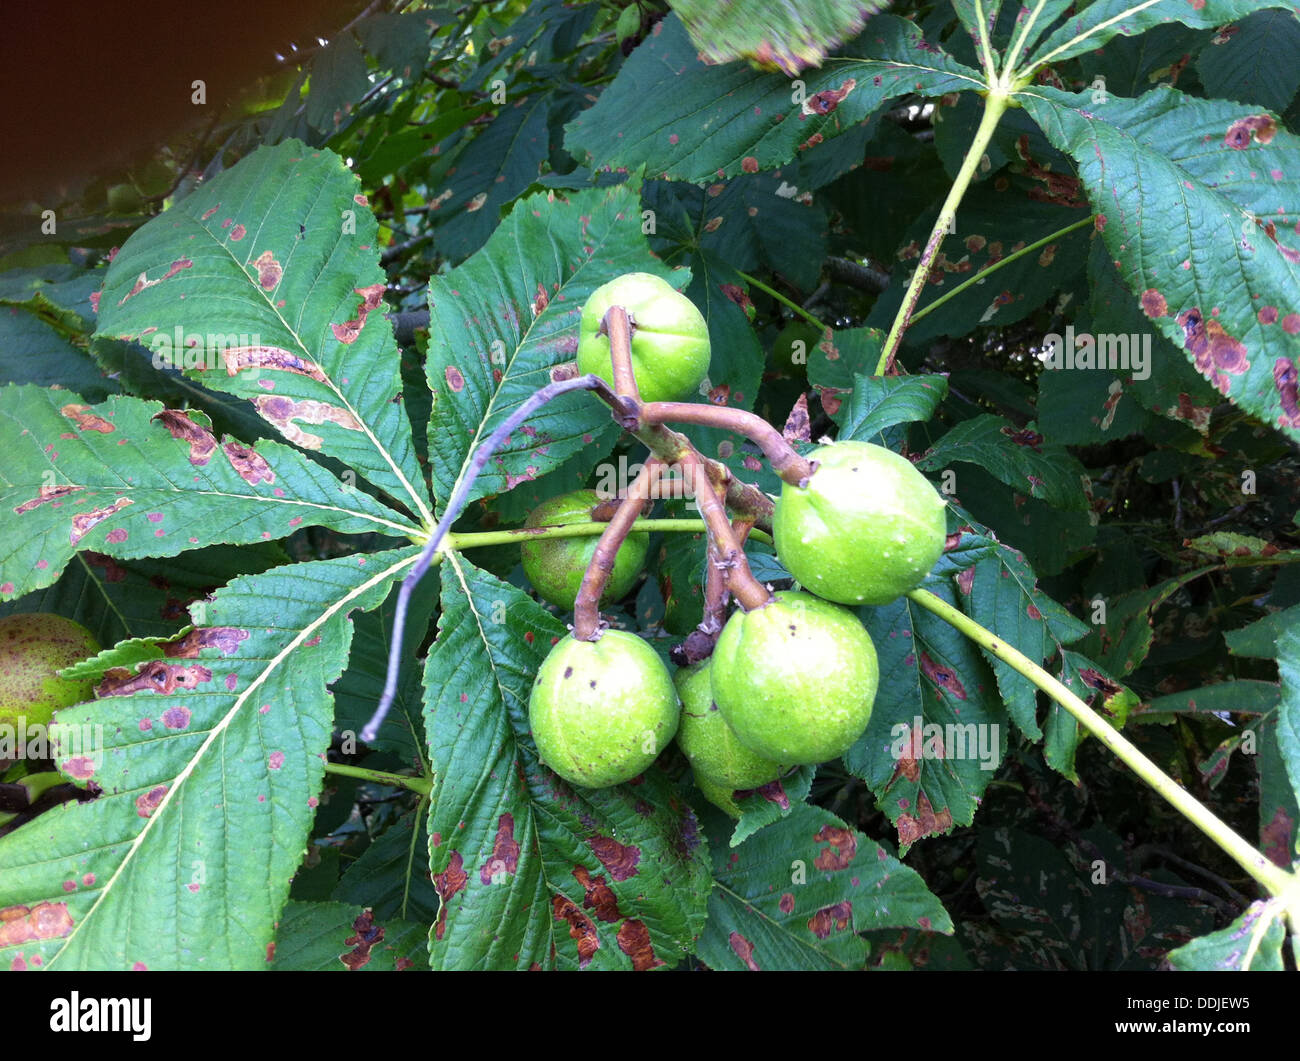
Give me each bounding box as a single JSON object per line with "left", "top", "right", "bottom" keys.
{"left": 680, "top": 450, "right": 771, "bottom": 612}
{"left": 585, "top": 388, "right": 775, "bottom": 534}
{"left": 640, "top": 401, "right": 814, "bottom": 486}
{"left": 573, "top": 458, "right": 666, "bottom": 641}
{"left": 602, "top": 304, "right": 641, "bottom": 403}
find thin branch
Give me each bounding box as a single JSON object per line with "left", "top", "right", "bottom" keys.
{"left": 361, "top": 373, "right": 620, "bottom": 743}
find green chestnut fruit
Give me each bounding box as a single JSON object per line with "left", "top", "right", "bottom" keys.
{"left": 770, "top": 321, "right": 822, "bottom": 377}
{"left": 774, "top": 440, "right": 947, "bottom": 606}
{"left": 711, "top": 591, "right": 877, "bottom": 765}
{"left": 529, "top": 631, "right": 680, "bottom": 788}
{"left": 521, "top": 489, "right": 649, "bottom": 611}
{"left": 0, "top": 614, "right": 101, "bottom": 739}
{"left": 695, "top": 773, "right": 742, "bottom": 819}
{"left": 674, "top": 660, "right": 786, "bottom": 790}
{"left": 576, "top": 272, "right": 711, "bottom": 404}
{"left": 106, "top": 182, "right": 144, "bottom": 214}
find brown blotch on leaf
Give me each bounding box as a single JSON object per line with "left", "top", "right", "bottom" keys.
{"left": 444, "top": 365, "right": 466, "bottom": 393}
{"left": 802, "top": 78, "right": 856, "bottom": 117}
{"left": 250, "top": 395, "right": 363, "bottom": 449}
{"left": 1260, "top": 807, "right": 1294, "bottom": 867}
{"left": 60, "top": 404, "right": 115, "bottom": 433}
{"left": 920, "top": 652, "right": 968, "bottom": 699}
{"left": 728, "top": 931, "right": 760, "bottom": 970}
{"left": 95, "top": 661, "right": 212, "bottom": 698}
{"left": 221, "top": 346, "right": 327, "bottom": 382}
{"left": 152, "top": 408, "right": 217, "bottom": 466}
{"left": 807, "top": 901, "right": 853, "bottom": 939}
{"left": 339, "top": 909, "right": 385, "bottom": 971}
{"left": 479, "top": 813, "right": 521, "bottom": 883}
{"left": 135, "top": 784, "right": 169, "bottom": 818}
{"left": 433, "top": 851, "right": 469, "bottom": 902}
{"left": 252, "top": 250, "right": 283, "bottom": 291}
{"left": 573, "top": 866, "right": 621, "bottom": 922}
{"left": 587, "top": 835, "right": 640, "bottom": 881}
{"left": 223, "top": 441, "right": 275, "bottom": 485}
{"left": 552, "top": 895, "right": 600, "bottom": 967}
{"left": 116, "top": 258, "right": 193, "bottom": 306}
{"left": 0, "top": 902, "right": 75, "bottom": 946}
{"left": 1272, "top": 359, "right": 1300, "bottom": 427}
{"left": 813, "top": 825, "right": 857, "bottom": 870}
{"left": 331, "top": 283, "right": 387, "bottom": 344}
{"left": 163, "top": 627, "right": 248, "bottom": 658}
{"left": 1224, "top": 114, "right": 1277, "bottom": 149}
{"left": 1176, "top": 308, "right": 1250, "bottom": 394}
{"left": 783, "top": 394, "right": 812, "bottom": 443}
{"left": 616, "top": 919, "right": 663, "bottom": 971}
{"left": 69, "top": 498, "right": 134, "bottom": 546}
{"left": 13, "top": 483, "right": 84, "bottom": 515}
{"left": 738, "top": 778, "right": 790, "bottom": 809}
{"left": 896, "top": 792, "right": 954, "bottom": 846}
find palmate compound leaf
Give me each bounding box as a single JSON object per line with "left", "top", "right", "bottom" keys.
{"left": 0, "top": 548, "right": 419, "bottom": 969}
{"left": 423, "top": 554, "right": 712, "bottom": 970}
{"left": 0, "top": 387, "right": 420, "bottom": 602}
{"left": 425, "top": 183, "right": 693, "bottom": 509}
{"left": 564, "top": 14, "right": 983, "bottom": 184}
{"left": 696, "top": 803, "right": 952, "bottom": 971}
{"left": 91, "top": 139, "right": 432, "bottom": 530}
{"left": 1018, "top": 85, "right": 1300, "bottom": 444}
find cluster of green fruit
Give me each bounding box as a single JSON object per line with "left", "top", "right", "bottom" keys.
{"left": 522, "top": 273, "right": 949, "bottom": 814}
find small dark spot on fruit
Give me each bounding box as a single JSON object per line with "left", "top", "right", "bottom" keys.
{"left": 563, "top": 666, "right": 573, "bottom": 679}
{"left": 589, "top": 680, "right": 597, "bottom": 689}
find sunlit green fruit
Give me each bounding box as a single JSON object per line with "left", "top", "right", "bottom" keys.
{"left": 528, "top": 631, "right": 680, "bottom": 788}
{"left": 674, "top": 661, "right": 786, "bottom": 790}
{"left": 774, "top": 440, "right": 947, "bottom": 606}
{"left": 616, "top": 3, "right": 642, "bottom": 45}
{"left": 0, "top": 614, "right": 101, "bottom": 738}
{"left": 695, "top": 773, "right": 742, "bottom": 819}
{"left": 771, "top": 321, "right": 822, "bottom": 377}
{"left": 106, "top": 183, "right": 144, "bottom": 213}
{"left": 711, "top": 591, "right": 878, "bottom": 765}
{"left": 521, "top": 489, "right": 648, "bottom": 611}
{"left": 576, "top": 272, "right": 711, "bottom": 403}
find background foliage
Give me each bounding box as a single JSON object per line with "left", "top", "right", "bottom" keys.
{"left": 1, "top": 0, "right": 1298, "bottom": 971}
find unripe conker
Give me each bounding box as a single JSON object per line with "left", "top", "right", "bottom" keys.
{"left": 576, "top": 272, "right": 711, "bottom": 404}
{"left": 774, "top": 440, "right": 947, "bottom": 606}
{"left": 674, "top": 660, "right": 787, "bottom": 790}
{"left": 521, "top": 489, "right": 648, "bottom": 611}
{"left": 528, "top": 631, "right": 679, "bottom": 788}
{"left": 0, "top": 614, "right": 101, "bottom": 741}
{"left": 710, "top": 591, "right": 878, "bottom": 765}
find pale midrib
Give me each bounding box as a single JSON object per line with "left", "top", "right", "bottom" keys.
{"left": 45, "top": 551, "right": 420, "bottom": 968}
{"left": 134, "top": 182, "right": 433, "bottom": 528}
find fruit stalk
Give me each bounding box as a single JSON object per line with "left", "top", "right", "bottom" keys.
{"left": 602, "top": 303, "right": 641, "bottom": 402}
{"left": 640, "top": 401, "right": 814, "bottom": 486}
{"left": 906, "top": 587, "right": 1297, "bottom": 899}
{"left": 573, "top": 458, "right": 666, "bottom": 641}
{"left": 679, "top": 449, "right": 771, "bottom": 612}
{"left": 875, "top": 89, "right": 1012, "bottom": 376}
{"left": 582, "top": 368, "right": 776, "bottom": 533}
